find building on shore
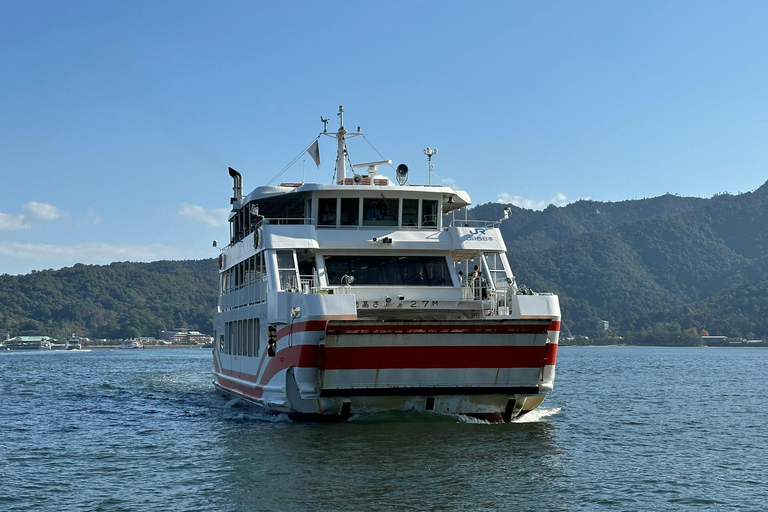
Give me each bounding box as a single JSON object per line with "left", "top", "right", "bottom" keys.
{"left": 158, "top": 328, "right": 211, "bottom": 345}
{"left": 6, "top": 336, "right": 59, "bottom": 350}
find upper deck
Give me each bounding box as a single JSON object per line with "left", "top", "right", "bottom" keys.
{"left": 222, "top": 178, "right": 506, "bottom": 256}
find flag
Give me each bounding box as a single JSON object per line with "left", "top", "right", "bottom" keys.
{"left": 307, "top": 140, "right": 320, "bottom": 167}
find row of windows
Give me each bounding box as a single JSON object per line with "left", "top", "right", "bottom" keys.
{"left": 222, "top": 252, "right": 513, "bottom": 291}
{"left": 222, "top": 319, "right": 260, "bottom": 356}
{"left": 324, "top": 255, "right": 453, "bottom": 286}
{"left": 222, "top": 253, "right": 266, "bottom": 292}
{"left": 317, "top": 197, "right": 439, "bottom": 228}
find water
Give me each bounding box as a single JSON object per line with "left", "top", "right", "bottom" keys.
{"left": 1, "top": 347, "right": 767, "bottom": 511}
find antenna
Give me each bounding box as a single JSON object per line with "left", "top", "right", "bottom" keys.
{"left": 335, "top": 106, "right": 348, "bottom": 182}
{"left": 423, "top": 147, "right": 438, "bottom": 186}
{"left": 320, "top": 116, "right": 329, "bottom": 133}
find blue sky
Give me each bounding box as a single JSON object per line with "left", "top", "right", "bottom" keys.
{"left": 2, "top": 1, "right": 768, "bottom": 275}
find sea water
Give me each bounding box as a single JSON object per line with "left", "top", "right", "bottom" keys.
{"left": 1, "top": 347, "right": 767, "bottom": 511}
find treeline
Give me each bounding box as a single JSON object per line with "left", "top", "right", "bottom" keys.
{"left": 0, "top": 259, "right": 218, "bottom": 340}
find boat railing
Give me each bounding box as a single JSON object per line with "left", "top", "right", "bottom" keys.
{"left": 220, "top": 279, "right": 268, "bottom": 310}
{"left": 229, "top": 217, "right": 316, "bottom": 247}
{"left": 461, "top": 279, "right": 511, "bottom": 316}
{"left": 256, "top": 217, "right": 315, "bottom": 227}
{"left": 446, "top": 218, "right": 501, "bottom": 229}
{"left": 299, "top": 275, "right": 315, "bottom": 294}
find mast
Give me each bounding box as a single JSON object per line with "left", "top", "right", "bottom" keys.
{"left": 335, "top": 105, "right": 348, "bottom": 183}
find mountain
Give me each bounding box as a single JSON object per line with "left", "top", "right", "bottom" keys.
{"left": 2, "top": 181, "right": 768, "bottom": 340}
{"left": 497, "top": 180, "right": 768, "bottom": 336}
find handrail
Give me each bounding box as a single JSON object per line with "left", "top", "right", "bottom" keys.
{"left": 226, "top": 217, "right": 316, "bottom": 248}
{"left": 446, "top": 218, "right": 501, "bottom": 228}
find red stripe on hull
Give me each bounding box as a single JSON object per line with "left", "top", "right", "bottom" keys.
{"left": 216, "top": 374, "right": 264, "bottom": 399}
{"left": 276, "top": 320, "right": 328, "bottom": 339}
{"left": 259, "top": 344, "right": 320, "bottom": 384}
{"left": 544, "top": 343, "right": 558, "bottom": 366}
{"left": 549, "top": 320, "right": 561, "bottom": 332}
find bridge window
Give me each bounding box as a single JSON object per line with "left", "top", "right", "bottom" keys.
{"left": 402, "top": 199, "right": 419, "bottom": 227}
{"left": 318, "top": 198, "right": 337, "bottom": 226}
{"left": 422, "top": 199, "right": 438, "bottom": 227}
{"left": 362, "top": 198, "right": 399, "bottom": 226}
{"left": 340, "top": 198, "right": 360, "bottom": 226}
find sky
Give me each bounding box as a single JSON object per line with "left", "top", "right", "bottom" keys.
{"left": 2, "top": 1, "right": 768, "bottom": 275}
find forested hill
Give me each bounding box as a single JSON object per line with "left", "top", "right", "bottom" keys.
{"left": 494, "top": 180, "right": 768, "bottom": 337}
{"left": 0, "top": 260, "right": 218, "bottom": 340}
{"left": 2, "top": 181, "right": 768, "bottom": 340}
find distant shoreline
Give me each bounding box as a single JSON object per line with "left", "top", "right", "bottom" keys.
{"left": 85, "top": 344, "right": 211, "bottom": 350}
{"left": 560, "top": 343, "right": 767, "bottom": 348}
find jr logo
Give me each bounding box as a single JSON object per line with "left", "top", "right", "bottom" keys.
{"left": 468, "top": 228, "right": 487, "bottom": 235}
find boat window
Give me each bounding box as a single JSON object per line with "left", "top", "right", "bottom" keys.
{"left": 484, "top": 253, "right": 509, "bottom": 291}
{"left": 318, "top": 198, "right": 337, "bottom": 226}
{"left": 422, "top": 199, "right": 438, "bottom": 227}
{"left": 363, "top": 198, "right": 399, "bottom": 226}
{"left": 277, "top": 250, "right": 298, "bottom": 291}
{"left": 340, "top": 197, "right": 360, "bottom": 226}
{"left": 402, "top": 199, "right": 419, "bottom": 227}
{"left": 323, "top": 255, "right": 452, "bottom": 286}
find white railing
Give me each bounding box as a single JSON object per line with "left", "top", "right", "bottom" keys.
{"left": 461, "top": 280, "right": 511, "bottom": 316}
{"left": 228, "top": 217, "right": 315, "bottom": 247}
{"left": 299, "top": 275, "right": 315, "bottom": 294}
{"left": 446, "top": 218, "right": 501, "bottom": 229}
{"left": 220, "top": 279, "right": 268, "bottom": 310}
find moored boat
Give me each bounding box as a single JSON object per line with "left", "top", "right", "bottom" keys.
{"left": 66, "top": 335, "right": 83, "bottom": 350}
{"left": 118, "top": 339, "right": 144, "bottom": 349}
{"left": 212, "top": 107, "right": 561, "bottom": 421}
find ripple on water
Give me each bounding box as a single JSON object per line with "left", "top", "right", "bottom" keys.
{"left": 2, "top": 347, "right": 768, "bottom": 511}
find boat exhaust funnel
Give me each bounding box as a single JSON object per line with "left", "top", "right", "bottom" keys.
{"left": 228, "top": 167, "right": 242, "bottom": 204}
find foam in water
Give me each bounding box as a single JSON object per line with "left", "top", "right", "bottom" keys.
{"left": 512, "top": 407, "right": 561, "bottom": 423}
{"left": 456, "top": 414, "right": 493, "bottom": 424}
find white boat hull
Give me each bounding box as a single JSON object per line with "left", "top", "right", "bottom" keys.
{"left": 212, "top": 310, "right": 559, "bottom": 421}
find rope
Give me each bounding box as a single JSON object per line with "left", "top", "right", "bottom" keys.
{"left": 362, "top": 134, "right": 396, "bottom": 170}
{"left": 266, "top": 136, "right": 320, "bottom": 186}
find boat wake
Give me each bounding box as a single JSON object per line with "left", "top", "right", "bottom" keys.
{"left": 221, "top": 397, "right": 294, "bottom": 423}
{"left": 512, "top": 407, "right": 562, "bottom": 423}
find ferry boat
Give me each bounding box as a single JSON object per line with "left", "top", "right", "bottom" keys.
{"left": 66, "top": 335, "right": 83, "bottom": 350}
{"left": 212, "top": 107, "right": 561, "bottom": 421}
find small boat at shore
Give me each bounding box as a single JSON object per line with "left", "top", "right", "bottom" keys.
{"left": 211, "top": 107, "right": 561, "bottom": 422}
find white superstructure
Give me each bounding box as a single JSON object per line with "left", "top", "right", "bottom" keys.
{"left": 212, "top": 107, "right": 560, "bottom": 421}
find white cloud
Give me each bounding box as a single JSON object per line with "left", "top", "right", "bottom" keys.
{"left": 0, "top": 242, "right": 215, "bottom": 275}
{"left": 0, "top": 212, "right": 30, "bottom": 230}
{"left": 179, "top": 203, "right": 229, "bottom": 227}
{"left": 0, "top": 242, "right": 180, "bottom": 262}
{"left": 23, "top": 201, "right": 69, "bottom": 220}
{"left": 437, "top": 176, "right": 459, "bottom": 189}
{"left": 497, "top": 192, "right": 570, "bottom": 210}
